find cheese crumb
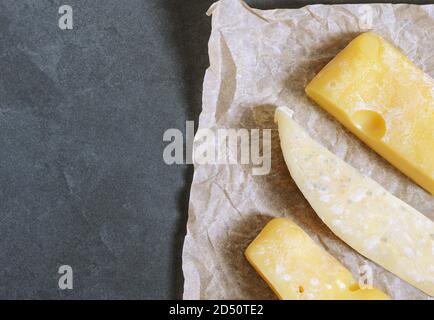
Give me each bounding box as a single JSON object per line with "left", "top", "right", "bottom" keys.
{"left": 404, "top": 247, "right": 414, "bottom": 257}
{"left": 320, "top": 194, "right": 331, "bottom": 203}
{"left": 336, "top": 280, "right": 346, "bottom": 289}
{"left": 332, "top": 219, "right": 343, "bottom": 227}
{"left": 276, "top": 264, "right": 285, "bottom": 274}
{"left": 350, "top": 190, "right": 366, "bottom": 202}
{"left": 283, "top": 274, "right": 292, "bottom": 282}
{"left": 366, "top": 237, "right": 380, "bottom": 251}
{"left": 330, "top": 205, "right": 344, "bottom": 215}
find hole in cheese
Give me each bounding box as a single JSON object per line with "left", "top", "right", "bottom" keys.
{"left": 351, "top": 109, "right": 386, "bottom": 139}
{"left": 349, "top": 283, "right": 360, "bottom": 292}
{"left": 298, "top": 286, "right": 304, "bottom": 293}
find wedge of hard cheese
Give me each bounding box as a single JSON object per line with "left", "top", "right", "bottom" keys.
{"left": 305, "top": 32, "right": 434, "bottom": 194}
{"left": 245, "top": 218, "right": 389, "bottom": 300}
{"left": 275, "top": 107, "right": 434, "bottom": 296}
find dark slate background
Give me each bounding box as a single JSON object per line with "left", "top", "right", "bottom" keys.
{"left": 0, "top": 0, "right": 430, "bottom": 299}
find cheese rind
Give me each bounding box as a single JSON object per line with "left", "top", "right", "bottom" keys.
{"left": 275, "top": 107, "right": 434, "bottom": 296}
{"left": 305, "top": 32, "right": 434, "bottom": 194}
{"left": 245, "top": 218, "right": 390, "bottom": 300}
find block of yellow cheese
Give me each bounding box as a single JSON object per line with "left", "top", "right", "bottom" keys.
{"left": 275, "top": 107, "right": 434, "bottom": 296}
{"left": 245, "top": 217, "right": 390, "bottom": 300}
{"left": 305, "top": 32, "right": 434, "bottom": 194}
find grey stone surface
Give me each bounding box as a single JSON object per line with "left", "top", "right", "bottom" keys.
{"left": 0, "top": 0, "right": 429, "bottom": 299}
{"left": 0, "top": 0, "right": 212, "bottom": 299}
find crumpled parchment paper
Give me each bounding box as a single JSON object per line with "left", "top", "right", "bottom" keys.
{"left": 182, "top": 0, "right": 434, "bottom": 300}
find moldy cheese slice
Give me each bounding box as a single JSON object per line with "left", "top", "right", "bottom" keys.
{"left": 275, "top": 107, "right": 434, "bottom": 297}
{"left": 305, "top": 32, "right": 434, "bottom": 194}
{"left": 245, "top": 217, "right": 390, "bottom": 300}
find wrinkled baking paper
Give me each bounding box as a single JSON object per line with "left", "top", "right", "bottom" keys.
{"left": 182, "top": 0, "right": 434, "bottom": 300}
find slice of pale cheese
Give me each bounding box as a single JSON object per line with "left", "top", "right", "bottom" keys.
{"left": 275, "top": 107, "right": 434, "bottom": 296}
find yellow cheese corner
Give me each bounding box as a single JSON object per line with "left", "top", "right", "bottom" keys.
{"left": 245, "top": 218, "right": 390, "bottom": 300}
{"left": 305, "top": 32, "right": 434, "bottom": 194}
